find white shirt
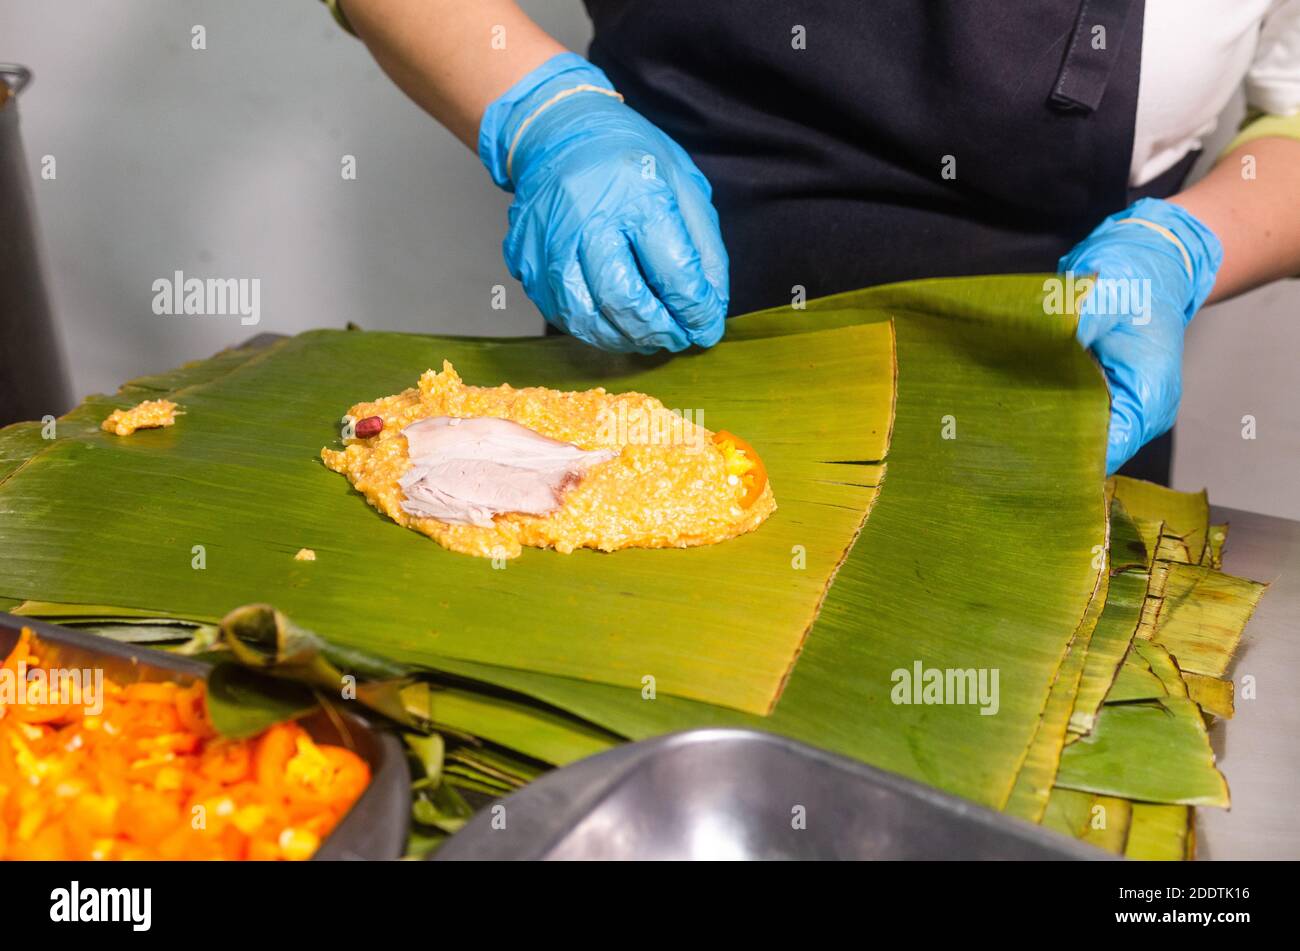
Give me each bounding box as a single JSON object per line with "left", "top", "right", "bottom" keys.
{"left": 1133, "top": 0, "right": 1300, "bottom": 185}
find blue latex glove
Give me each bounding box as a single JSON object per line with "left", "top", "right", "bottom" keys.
{"left": 1059, "top": 197, "right": 1223, "bottom": 475}
{"left": 478, "top": 53, "right": 729, "bottom": 354}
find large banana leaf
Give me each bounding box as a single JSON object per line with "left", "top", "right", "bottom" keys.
{"left": 0, "top": 322, "right": 897, "bottom": 716}
{"left": 0, "top": 339, "right": 271, "bottom": 483}
{"left": 0, "top": 275, "right": 1110, "bottom": 810}
{"left": 368, "top": 276, "right": 1113, "bottom": 807}
{"left": 411, "top": 284, "right": 1258, "bottom": 829}
{"left": 0, "top": 273, "right": 1275, "bottom": 861}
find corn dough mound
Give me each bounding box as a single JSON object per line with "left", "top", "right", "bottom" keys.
{"left": 321, "top": 362, "right": 775, "bottom": 558}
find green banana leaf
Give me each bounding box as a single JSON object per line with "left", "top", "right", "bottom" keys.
{"left": 1041, "top": 786, "right": 1095, "bottom": 839}
{"left": 1133, "top": 638, "right": 1189, "bottom": 695}
{"left": 0, "top": 321, "right": 898, "bottom": 717}
{"left": 1104, "top": 656, "right": 1167, "bottom": 703}
{"left": 401, "top": 682, "right": 618, "bottom": 767}
{"left": 0, "top": 338, "right": 271, "bottom": 484}
{"left": 0, "top": 274, "right": 1110, "bottom": 811}
{"left": 1203, "top": 524, "right": 1228, "bottom": 570}
{"left": 1112, "top": 477, "right": 1210, "bottom": 564}
{"left": 1125, "top": 802, "right": 1193, "bottom": 860}
{"left": 1067, "top": 501, "right": 1149, "bottom": 737}
{"left": 1055, "top": 697, "right": 1228, "bottom": 807}
{"left": 370, "top": 275, "right": 1113, "bottom": 808}
{"left": 1068, "top": 571, "right": 1150, "bottom": 735}
{"left": 1116, "top": 624, "right": 1237, "bottom": 719}
{"left": 1182, "top": 670, "right": 1234, "bottom": 719}
{"left": 1082, "top": 795, "right": 1133, "bottom": 854}
{"left": 4, "top": 273, "right": 1266, "bottom": 851}
{"left": 1057, "top": 626, "right": 1230, "bottom": 810}
{"left": 1042, "top": 788, "right": 1133, "bottom": 856}
{"left": 1004, "top": 570, "right": 1107, "bottom": 820}
{"left": 1147, "top": 563, "right": 1266, "bottom": 677}
{"left": 203, "top": 663, "right": 319, "bottom": 738}
{"left": 5, "top": 273, "right": 1269, "bottom": 859}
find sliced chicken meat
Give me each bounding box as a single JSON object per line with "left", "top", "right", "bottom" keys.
{"left": 398, "top": 416, "right": 616, "bottom": 527}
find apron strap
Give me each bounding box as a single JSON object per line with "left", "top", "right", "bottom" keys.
{"left": 1050, "top": 0, "right": 1139, "bottom": 114}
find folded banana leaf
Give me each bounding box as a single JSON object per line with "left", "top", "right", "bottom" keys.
{"left": 1046, "top": 498, "right": 1262, "bottom": 842}
{"left": 401, "top": 682, "right": 618, "bottom": 767}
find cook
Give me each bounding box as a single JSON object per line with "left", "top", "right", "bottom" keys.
{"left": 322, "top": 0, "right": 1300, "bottom": 481}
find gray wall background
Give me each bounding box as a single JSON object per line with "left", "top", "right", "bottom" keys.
{"left": 3, "top": 1, "right": 1297, "bottom": 518}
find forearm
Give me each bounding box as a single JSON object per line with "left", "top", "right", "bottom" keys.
{"left": 1169, "top": 136, "right": 1300, "bottom": 304}
{"left": 341, "top": 0, "right": 566, "bottom": 148}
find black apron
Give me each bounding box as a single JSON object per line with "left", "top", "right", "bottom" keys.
{"left": 583, "top": 0, "right": 1189, "bottom": 481}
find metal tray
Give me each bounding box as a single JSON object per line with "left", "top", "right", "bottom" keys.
{"left": 436, "top": 728, "right": 1111, "bottom": 860}
{"left": 0, "top": 612, "right": 409, "bottom": 860}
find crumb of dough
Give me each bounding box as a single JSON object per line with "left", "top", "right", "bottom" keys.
{"left": 101, "top": 399, "right": 180, "bottom": 436}
{"left": 293, "top": 548, "right": 317, "bottom": 561}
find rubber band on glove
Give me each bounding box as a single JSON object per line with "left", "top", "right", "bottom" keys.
{"left": 478, "top": 53, "right": 729, "bottom": 354}
{"left": 1060, "top": 197, "right": 1223, "bottom": 476}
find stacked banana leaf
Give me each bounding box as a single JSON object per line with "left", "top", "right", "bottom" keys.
{"left": 0, "top": 275, "right": 1266, "bottom": 858}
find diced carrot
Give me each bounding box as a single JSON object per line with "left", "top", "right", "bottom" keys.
{"left": 0, "top": 628, "right": 367, "bottom": 861}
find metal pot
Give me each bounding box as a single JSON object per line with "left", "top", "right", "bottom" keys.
{"left": 0, "top": 64, "right": 72, "bottom": 427}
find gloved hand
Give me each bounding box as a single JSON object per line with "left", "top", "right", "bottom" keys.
{"left": 1059, "top": 197, "right": 1223, "bottom": 475}
{"left": 479, "top": 53, "right": 729, "bottom": 354}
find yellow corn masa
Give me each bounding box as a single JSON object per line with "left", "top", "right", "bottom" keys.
{"left": 100, "top": 399, "right": 179, "bottom": 436}
{"left": 321, "top": 362, "right": 775, "bottom": 558}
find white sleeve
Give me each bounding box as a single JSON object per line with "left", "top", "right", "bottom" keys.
{"left": 1247, "top": 0, "right": 1300, "bottom": 115}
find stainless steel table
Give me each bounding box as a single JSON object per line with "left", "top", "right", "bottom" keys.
{"left": 1198, "top": 506, "right": 1300, "bottom": 859}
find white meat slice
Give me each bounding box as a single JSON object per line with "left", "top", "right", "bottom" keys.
{"left": 398, "top": 416, "right": 616, "bottom": 527}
